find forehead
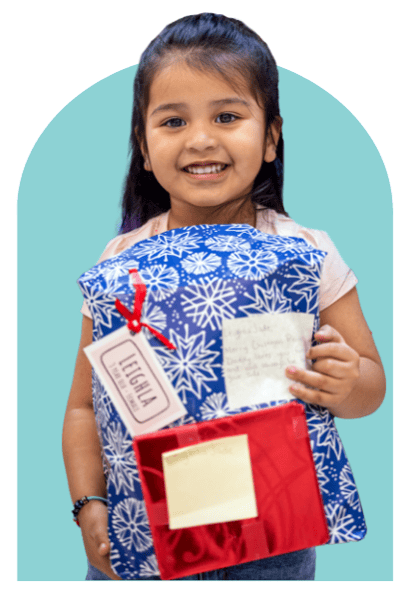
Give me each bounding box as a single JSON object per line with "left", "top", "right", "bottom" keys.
{"left": 147, "top": 61, "right": 258, "bottom": 110}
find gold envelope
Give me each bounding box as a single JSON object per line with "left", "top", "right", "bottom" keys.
{"left": 162, "top": 434, "right": 258, "bottom": 530}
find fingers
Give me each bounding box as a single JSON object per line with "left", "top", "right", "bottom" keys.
{"left": 89, "top": 509, "right": 114, "bottom": 568}
{"left": 288, "top": 381, "right": 332, "bottom": 407}
{"left": 314, "top": 324, "right": 345, "bottom": 344}
{"left": 307, "top": 326, "right": 359, "bottom": 364}
{"left": 90, "top": 532, "right": 122, "bottom": 580}
{"left": 311, "top": 357, "right": 351, "bottom": 379}
{"left": 79, "top": 501, "right": 122, "bottom": 580}
{"left": 98, "top": 542, "right": 109, "bottom": 556}
{"left": 94, "top": 530, "right": 110, "bottom": 557}
{"left": 286, "top": 366, "right": 346, "bottom": 408}
{"left": 287, "top": 366, "right": 343, "bottom": 395}
{"left": 100, "top": 558, "right": 122, "bottom": 580}
{"left": 91, "top": 550, "right": 122, "bottom": 580}
{"left": 285, "top": 325, "right": 360, "bottom": 409}
{"left": 306, "top": 342, "right": 355, "bottom": 362}
{"left": 80, "top": 501, "right": 109, "bottom": 551}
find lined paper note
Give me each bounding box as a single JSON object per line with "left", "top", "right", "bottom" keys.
{"left": 222, "top": 312, "right": 314, "bottom": 408}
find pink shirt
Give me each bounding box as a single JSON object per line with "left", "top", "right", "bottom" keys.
{"left": 80, "top": 209, "right": 357, "bottom": 318}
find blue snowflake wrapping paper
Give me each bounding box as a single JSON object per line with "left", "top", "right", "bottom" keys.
{"left": 78, "top": 224, "right": 367, "bottom": 580}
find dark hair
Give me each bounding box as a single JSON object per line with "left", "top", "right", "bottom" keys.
{"left": 120, "top": 12, "right": 287, "bottom": 234}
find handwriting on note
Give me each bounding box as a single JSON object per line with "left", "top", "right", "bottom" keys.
{"left": 222, "top": 313, "right": 314, "bottom": 409}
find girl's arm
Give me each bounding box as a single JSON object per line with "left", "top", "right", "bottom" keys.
{"left": 62, "top": 315, "right": 121, "bottom": 579}
{"left": 285, "top": 287, "right": 386, "bottom": 418}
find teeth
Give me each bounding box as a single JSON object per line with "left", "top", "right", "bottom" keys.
{"left": 186, "top": 164, "right": 226, "bottom": 174}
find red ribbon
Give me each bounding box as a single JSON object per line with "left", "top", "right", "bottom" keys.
{"left": 115, "top": 269, "right": 176, "bottom": 350}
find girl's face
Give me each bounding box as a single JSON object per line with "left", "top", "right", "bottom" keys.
{"left": 142, "top": 62, "right": 279, "bottom": 213}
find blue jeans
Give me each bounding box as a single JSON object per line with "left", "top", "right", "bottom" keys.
{"left": 86, "top": 548, "right": 316, "bottom": 580}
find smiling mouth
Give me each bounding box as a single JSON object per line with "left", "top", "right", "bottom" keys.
{"left": 183, "top": 163, "right": 229, "bottom": 175}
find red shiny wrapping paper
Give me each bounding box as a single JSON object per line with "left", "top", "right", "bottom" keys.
{"left": 133, "top": 402, "right": 329, "bottom": 580}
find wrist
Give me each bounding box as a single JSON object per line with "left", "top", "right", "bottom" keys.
{"left": 72, "top": 495, "right": 108, "bottom": 526}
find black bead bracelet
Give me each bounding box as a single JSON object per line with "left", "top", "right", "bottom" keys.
{"left": 72, "top": 495, "right": 108, "bottom": 526}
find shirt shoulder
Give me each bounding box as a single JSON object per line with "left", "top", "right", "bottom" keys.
{"left": 96, "top": 212, "right": 168, "bottom": 264}
{"left": 256, "top": 208, "right": 332, "bottom": 248}
{"left": 256, "top": 209, "right": 358, "bottom": 310}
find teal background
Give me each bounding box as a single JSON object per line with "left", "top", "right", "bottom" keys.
{"left": 18, "top": 66, "right": 392, "bottom": 580}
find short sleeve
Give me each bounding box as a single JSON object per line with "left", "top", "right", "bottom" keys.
{"left": 80, "top": 301, "right": 93, "bottom": 318}
{"left": 314, "top": 230, "right": 358, "bottom": 311}
{"left": 80, "top": 235, "right": 122, "bottom": 319}
{"left": 80, "top": 213, "right": 169, "bottom": 319}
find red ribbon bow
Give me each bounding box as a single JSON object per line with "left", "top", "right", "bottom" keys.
{"left": 115, "top": 269, "right": 176, "bottom": 350}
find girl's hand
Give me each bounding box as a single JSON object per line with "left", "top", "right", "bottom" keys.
{"left": 285, "top": 324, "right": 360, "bottom": 413}
{"left": 78, "top": 500, "right": 122, "bottom": 580}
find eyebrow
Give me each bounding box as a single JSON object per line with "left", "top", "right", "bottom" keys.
{"left": 149, "top": 97, "right": 250, "bottom": 117}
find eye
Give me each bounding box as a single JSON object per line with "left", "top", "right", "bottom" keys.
{"left": 216, "top": 113, "right": 238, "bottom": 124}
{"left": 162, "top": 117, "right": 186, "bottom": 128}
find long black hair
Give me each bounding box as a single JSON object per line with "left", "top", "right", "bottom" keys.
{"left": 120, "top": 12, "right": 287, "bottom": 234}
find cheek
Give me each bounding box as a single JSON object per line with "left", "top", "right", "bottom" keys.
{"left": 147, "top": 131, "right": 178, "bottom": 162}
{"left": 231, "top": 126, "right": 266, "bottom": 168}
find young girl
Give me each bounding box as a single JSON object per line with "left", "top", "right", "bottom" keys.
{"left": 62, "top": 12, "right": 385, "bottom": 581}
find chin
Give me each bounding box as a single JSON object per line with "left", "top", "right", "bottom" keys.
{"left": 183, "top": 198, "right": 232, "bottom": 209}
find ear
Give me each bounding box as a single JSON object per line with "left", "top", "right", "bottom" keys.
{"left": 264, "top": 116, "right": 282, "bottom": 163}
{"left": 135, "top": 125, "right": 152, "bottom": 171}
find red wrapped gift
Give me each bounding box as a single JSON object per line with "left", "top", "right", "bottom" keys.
{"left": 133, "top": 401, "right": 329, "bottom": 580}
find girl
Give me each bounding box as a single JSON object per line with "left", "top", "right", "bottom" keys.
{"left": 62, "top": 12, "right": 386, "bottom": 581}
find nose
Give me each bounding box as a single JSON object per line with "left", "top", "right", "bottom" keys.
{"left": 184, "top": 121, "right": 218, "bottom": 152}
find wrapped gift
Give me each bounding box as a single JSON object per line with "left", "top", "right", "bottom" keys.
{"left": 133, "top": 402, "right": 329, "bottom": 580}
{"left": 78, "top": 224, "right": 367, "bottom": 580}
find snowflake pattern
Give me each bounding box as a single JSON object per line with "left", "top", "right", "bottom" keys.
{"left": 104, "top": 258, "right": 138, "bottom": 290}
{"left": 133, "top": 230, "right": 200, "bottom": 261}
{"left": 259, "top": 235, "right": 315, "bottom": 254}
{"left": 80, "top": 282, "right": 120, "bottom": 328}
{"left": 141, "top": 302, "right": 167, "bottom": 332}
{"left": 93, "top": 371, "right": 112, "bottom": 430}
{"left": 228, "top": 250, "right": 279, "bottom": 280}
{"left": 306, "top": 404, "right": 343, "bottom": 461}
{"left": 139, "top": 554, "right": 160, "bottom": 578}
{"left": 222, "top": 223, "right": 262, "bottom": 236}
{"left": 182, "top": 251, "right": 222, "bottom": 275}
{"left": 325, "top": 503, "right": 357, "bottom": 544}
{"left": 312, "top": 451, "right": 330, "bottom": 494}
{"left": 110, "top": 546, "right": 124, "bottom": 577}
{"left": 112, "top": 498, "right": 152, "bottom": 552}
{"left": 140, "top": 265, "right": 179, "bottom": 301}
{"left": 205, "top": 235, "right": 251, "bottom": 252}
{"left": 153, "top": 324, "right": 220, "bottom": 405}
{"left": 181, "top": 278, "right": 237, "bottom": 330}
{"left": 105, "top": 422, "right": 141, "bottom": 496}
{"left": 200, "top": 392, "right": 232, "bottom": 420}
{"left": 298, "top": 252, "right": 328, "bottom": 266}
{"left": 77, "top": 224, "right": 365, "bottom": 579}
{"left": 240, "top": 278, "right": 292, "bottom": 315}
{"left": 340, "top": 463, "right": 362, "bottom": 512}
{"left": 284, "top": 261, "right": 323, "bottom": 314}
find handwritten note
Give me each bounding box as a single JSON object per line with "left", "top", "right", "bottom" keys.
{"left": 162, "top": 435, "right": 257, "bottom": 529}
{"left": 222, "top": 312, "right": 314, "bottom": 409}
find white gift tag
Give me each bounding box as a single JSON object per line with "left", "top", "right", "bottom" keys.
{"left": 222, "top": 312, "right": 314, "bottom": 409}
{"left": 84, "top": 326, "right": 186, "bottom": 436}
{"left": 162, "top": 435, "right": 258, "bottom": 529}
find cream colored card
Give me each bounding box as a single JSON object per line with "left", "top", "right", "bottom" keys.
{"left": 84, "top": 325, "right": 186, "bottom": 436}
{"left": 222, "top": 312, "right": 314, "bottom": 408}
{"left": 162, "top": 435, "right": 257, "bottom": 529}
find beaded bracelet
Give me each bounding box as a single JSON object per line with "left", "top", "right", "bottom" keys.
{"left": 72, "top": 495, "right": 108, "bottom": 526}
